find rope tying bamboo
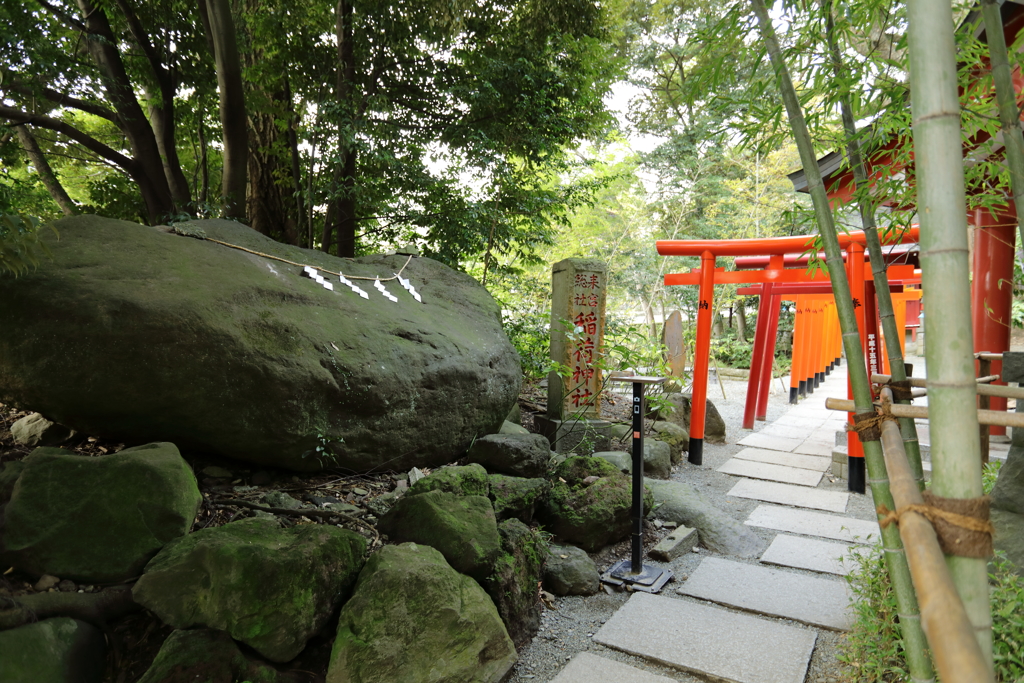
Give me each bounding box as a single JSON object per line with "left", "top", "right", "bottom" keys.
{"left": 883, "top": 379, "right": 914, "bottom": 401}
{"left": 850, "top": 405, "right": 898, "bottom": 442}
{"left": 877, "top": 491, "right": 994, "bottom": 558}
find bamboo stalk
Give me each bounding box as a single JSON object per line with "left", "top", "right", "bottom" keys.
{"left": 877, "top": 388, "right": 995, "bottom": 683}
{"left": 824, "top": 1, "right": 925, "bottom": 488}
{"left": 907, "top": 0, "right": 993, "bottom": 662}
{"left": 981, "top": 0, "right": 1024, "bottom": 265}
{"left": 826, "top": 397, "right": 1024, "bottom": 428}
{"left": 750, "top": 1, "right": 932, "bottom": 678}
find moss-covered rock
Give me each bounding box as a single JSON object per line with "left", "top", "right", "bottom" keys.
{"left": 651, "top": 421, "right": 689, "bottom": 463}
{"left": 136, "top": 629, "right": 297, "bottom": 683}
{"left": 536, "top": 456, "right": 652, "bottom": 552}
{"left": 0, "top": 617, "right": 105, "bottom": 683}
{"left": 487, "top": 474, "right": 550, "bottom": 524}
{"left": 466, "top": 433, "right": 552, "bottom": 478}
{"left": 132, "top": 517, "right": 366, "bottom": 663}
{"left": 543, "top": 544, "right": 600, "bottom": 596}
{"left": 377, "top": 490, "right": 500, "bottom": 581}
{"left": 482, "top": 519, "right": 546, "bottom": 645}
{"left": 0, "top": 215, "right": 521, "bottom": 473}
{"left": 407, "top": 463, "right": 489, "bottom": 497}
{"left": 0, "top": 460, "right": 25, "bottom": 507}
{"left": 661, "top": 393, "right": 726, "bottom": 444}
{"left": 328, "top": 543, "right": 516, "bottom": 683}
{"left": 0, "top": 443, "right": 201, "bottom": 582}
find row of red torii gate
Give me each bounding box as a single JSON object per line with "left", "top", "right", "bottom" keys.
{"left": 656, "top": 206, "right": 1017, "bottom": 493}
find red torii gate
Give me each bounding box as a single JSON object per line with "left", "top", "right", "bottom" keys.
{"left": 656, "top": 227, "right": 919, "bottom": 490}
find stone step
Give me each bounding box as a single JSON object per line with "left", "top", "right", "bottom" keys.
{"left": 678, "top": 557, "right": 854, "bottom": 631}
{"left": 793, "top": 440, "right": 834, "bottom": 457}
{"left": 717, "top": 459, "right": 824, "bottom": 487}
{"left": 550, "top": 652, "right": 676, "bottom": 683}
{"left": 745, "top": 504, "right": 878, "bottom": 543}
{"left": 594, "top": 592, "right": 816, "bottom": 683}
{"left": 760, "top": 534, "right": 867, "bottom": 576}
{"left": 727, "top": 478, "right": 849, "bottom": 513}
{"left": 734, "top": 447, "right": 831, "bottom": 472}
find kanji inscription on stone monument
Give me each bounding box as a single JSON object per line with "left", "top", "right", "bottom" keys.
{"left": 548, "top": 258, "right": 607, "bottom": 419}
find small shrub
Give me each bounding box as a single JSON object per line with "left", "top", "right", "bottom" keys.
{"left": 840, "top": 538, "right": 1024, "bottom": 683}
{"left": 984, "top": 460, "right": 1002, "bottom": 495}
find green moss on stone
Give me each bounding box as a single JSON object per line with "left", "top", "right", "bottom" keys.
{"left": 408, "top": 463, "right": 489, "bottom": 497}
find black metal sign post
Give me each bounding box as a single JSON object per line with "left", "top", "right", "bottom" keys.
{"left": 601, "top": 375, "right": 672, "bottom": 593}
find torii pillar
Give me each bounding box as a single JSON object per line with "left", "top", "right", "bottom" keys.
{"left": 971, "top": 206, "right": 1017, "bottom": 436}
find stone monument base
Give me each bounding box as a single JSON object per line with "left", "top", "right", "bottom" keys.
{"left": 534, "top": 416, "right": 611, "bottom": 455}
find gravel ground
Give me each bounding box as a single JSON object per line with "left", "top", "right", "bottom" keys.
{"left": 508, "top": 361, "right": 896, "bottom": 683}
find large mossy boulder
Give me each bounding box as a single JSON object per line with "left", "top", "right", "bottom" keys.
{"left": 137, "top": 629, "right": 298, "bottom": 683}
{"left": 377, "top": 490, "right": 500, "bottom": 580}
{"left": 537, "top": 456, "right": 651, "bottom": 552}
{"left": 466, "top": 433, "right": 552, "bottom": 478}
{"left": 407, "top": 463, "right": 489, "bottom": 497}
{"left": 0, "top": 617, "right": 105, "bottom": 683}
{"left": 132, "top": 517, "right": 366, "bottom": 663}
{"left": 487, "top": 474, "right": 550, "bottom": 524}
{"left": 0, "top": 443, "right": 201, "bottom": 582}
{"left": 328, "top": 543, "right": 516, "bottom": 683}
{"left": 645, "top": 480, "right": 761, "bottom": 557}
{"left": 0, "top": 215, "right": 520, "bottom": 472}
{"left": 482, "top": 519, "right": 546, "bottom": 645}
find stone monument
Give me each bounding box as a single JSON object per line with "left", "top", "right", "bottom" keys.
{"left": 662, "top": 310, "right": 687, "bottom": 382}
{"left": 536, "top": 258, "right": 612, "bottom": 454}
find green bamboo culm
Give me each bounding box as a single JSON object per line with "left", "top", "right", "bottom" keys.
{"left": 822, "top": 4, "right": 926, "bottom": 490}
{"left": 749, "top": 1, "right": 934, "bottom": 680}
{"left": 906, "top": 0, "right": 994, "bottom": 669}
{"left": 981, "top": 0, "right": 1024, "bottom": 266}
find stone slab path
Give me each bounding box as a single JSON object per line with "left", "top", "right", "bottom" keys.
{"left": 760, "top": 534, "right": 867, "bottom": 576}
{"left": 733, "top": 447, "right": 832, "bottom": 472}
{"left": 594, "top": 593, "right": 817, "bottom": 683}
{"left": 745, "top": 504, "right": 878, "bottom": 543}
{"left": 728, "top": 478, "right": 849, "bottom": 512}
{"left": 550, "top": 653, "right": 677, "bottom": 683}
{"left": 717, "top": 458, "right": 824, "bottom": 486}
{"left": 677, "top": 557, "right": 854, "bottom": 631}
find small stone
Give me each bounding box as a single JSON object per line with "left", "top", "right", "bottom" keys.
{"left": 653, "top": 519, "right": 664, "bottom": 529}
{"left": 408, "top": 467, "right": 425, "bottom": 485}
{"left": 663, "top": 521, "right": 677, "bottom": 529}
{"left": 649, "top": 526, "right": 699, "bottom": 562}
{"left": 352, "top": 487, "right": 368, "bottom": 496}
{"left": 202, "top": 465, "right": 233, "bottom": 478}
{"left": 57, "top": 579, "right": 76, "bottom": 592}
{"left": 34, "top": 574, "right": 60, "bottom": 592}
{"left": 582, "top": 475, "right": 599, "bottom": 485}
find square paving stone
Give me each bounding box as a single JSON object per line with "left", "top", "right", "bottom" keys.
{"left": 772, "top": 415, "right": 826, "bottom": 429}
{"left": 550, "top": 652, "right": 676, "bottom": 683}
{"left": 733, "top": 448, "right": 831, "bottom": 472}
{"left": 737, "top": 433, "right": 803, "bottom": 452}
{"left": 793, "top": 441, "right": 835, "bottom": 457}
{"left": 678, "top": 557, "right": 853, "bottom": 631}
{"left": 758, "top": 424, "right": 813, "bottom": 440}
{"left": 717, "top": 459, "right": 823, "bottom": 487}
{"left": 728, "top": 479, "right": 848, "bottom": 512}
{"left": 745, "top": 504, "right": 878, "bottom": 543}
{"left": 594, "top": 592, "right": 816, "bottom": 683}
{"left": 760, "top": 534, "right": 868, "bottom": 576}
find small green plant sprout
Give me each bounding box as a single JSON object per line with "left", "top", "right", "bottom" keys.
{"left": 0, "top": 213, "right": 57, "bottom": 277}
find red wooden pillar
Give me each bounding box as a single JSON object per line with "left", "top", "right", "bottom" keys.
{"left": 971, "top": 207, "right": 1016, "bottom": 436}
{"left": 689, "top": 251, "right": 716, "bottom": 465}
{"left": 743, "top": 282, "right": 774, "bottom": 430}
{"left": 846, "top": 243, "right": 867, "bottom": 493}
{"left": 756, "top": 292, "right": 782, "bottom": 421}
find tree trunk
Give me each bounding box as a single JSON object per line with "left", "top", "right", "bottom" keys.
{"left": 736, "top": 301, "right": 747, "bottom": 341}
{"left": 246, "top": 92, "right": 292, "bottom": 241}
{"left": 74, "top": 0, "right": 173, "bottom": 223}
{"left": 285, "top": 78, "right": 305, "bottom": 247}
{"left": 14, "top": 125, "right": 76, "bottom": 216}
{"left": 205, "top": 0, "right": 248, "bottom": 221}
{"left": 333, "top": 0, "right": 358, "bottom": 257}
